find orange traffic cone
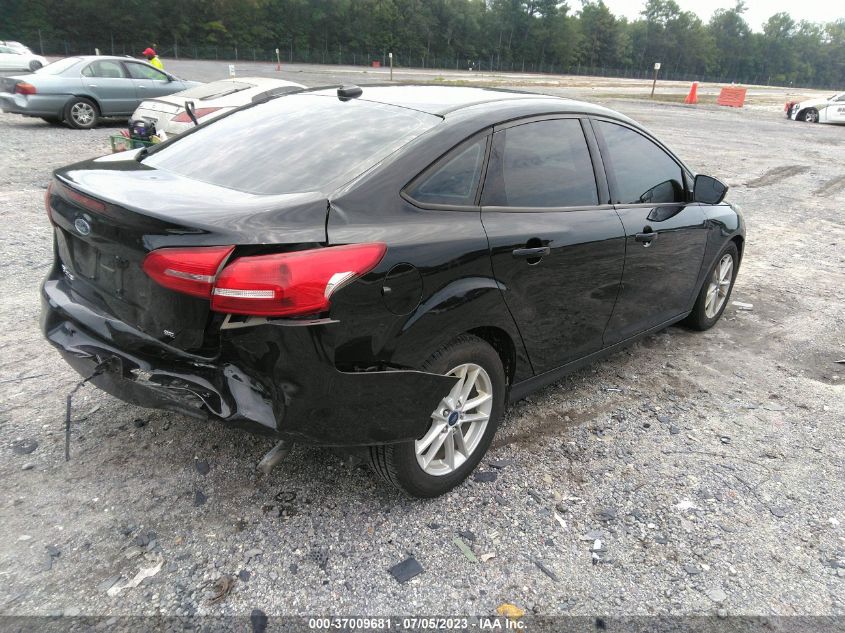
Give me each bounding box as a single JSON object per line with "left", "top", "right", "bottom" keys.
{"left": 684, "top": 81, "right": 698, "bottom": 104}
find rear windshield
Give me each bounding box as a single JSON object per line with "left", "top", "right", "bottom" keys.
{"left": 177, "top": 81, "right": 254, "bottom": 100}
{"left": 143, "top": 94, "right": 439, "bottom": 195}
{"left": 37, "top": 58, "right": 82, "bottom": 75}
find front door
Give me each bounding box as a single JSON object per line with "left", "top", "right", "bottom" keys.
{"left": 480, "top": 117, "right": 626, "bottom": 374}
{"left": 592, "top": 119, "right": 709, "bottom": 345}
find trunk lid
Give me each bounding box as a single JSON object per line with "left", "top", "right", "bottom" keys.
{"left": 50, "top": 157, "right": 328, "bottom": 354}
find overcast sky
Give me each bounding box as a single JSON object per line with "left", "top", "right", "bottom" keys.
{"left": 598, "top": 0, "right": 834, "bottom": 31}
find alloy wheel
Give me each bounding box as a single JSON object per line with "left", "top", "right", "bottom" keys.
{"left": 415, "top": 363, "right": 493, "bottom": 477}
{"left": 71, "top": 102, "right": 95, "bottom": 126}
{"left": 704, "top": 253, "right": 734, "bottom": 319}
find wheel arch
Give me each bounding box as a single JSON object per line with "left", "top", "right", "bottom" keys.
{"left": 466, "top": 326, "right": 517, "bottom": 387}
{"left": 730, "top": 234, "right": 745, "bottom": 264}
{"left": 387, "top": 276, "right": 533, "bottom": 384}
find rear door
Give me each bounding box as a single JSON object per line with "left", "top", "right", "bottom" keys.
{"left": 80, "top": 59, "right": 136, "bottom": 115}
{"left": 480, "top": 117, "right": 626, "bottom": 374}
{"left": 592, "top": 119, "right": 709, "bottom": 344}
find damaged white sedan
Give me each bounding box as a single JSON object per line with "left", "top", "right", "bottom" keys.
{"left": 785, "top": 92, "right": 845, "bottom": 124}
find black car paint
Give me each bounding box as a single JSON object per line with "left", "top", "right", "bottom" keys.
{"left": 41, "top": 87, "right": 745, "bottom": 446}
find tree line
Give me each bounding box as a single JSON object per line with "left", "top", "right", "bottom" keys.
{"left": 3, "top": 0, "right": 844, "bottom": 88}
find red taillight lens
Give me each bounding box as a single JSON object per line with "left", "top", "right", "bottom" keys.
{"left": 211, "top": 243, "right": 387, "bottom": 317}
{"left": 61, "top": 184, "right": 106, "bottom": 214}
{"left": 172, "top": 107, "right": 222, "bottom": 123}
{"left": 15, "top": 81, "right": 36, "bottom": 95}
{"left": 143, "top": 246, "right": 234, "bottom": 298}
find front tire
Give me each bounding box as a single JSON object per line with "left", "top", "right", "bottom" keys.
{"left": 802, "top": 108, "right": 819, "bottom": 123}
{"left": 368, "top": 335, "right": 506, "bottom": 498}
{"left": 683, "top": 242, "right": 739, "bottom": 331}
{"left": 64, "top": 97, "right": 99, "bottom": 129}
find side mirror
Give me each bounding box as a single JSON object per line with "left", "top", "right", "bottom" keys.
{"left": 693, "top": 174, "right": 728, "bottom": 205}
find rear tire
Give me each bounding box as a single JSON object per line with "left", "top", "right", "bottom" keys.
{"left": 29, "top": 60, "right": 43, "bottom": 72}
{"left": 64, "top": 97, "right": 99, "bottom": 129}
{"left": 683, "top": 242, "right": 739, "bottom": 331}
{"left": 368, "top": 334, "right": 506, "bottom": 498}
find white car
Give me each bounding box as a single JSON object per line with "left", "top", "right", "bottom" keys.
{"left": 786, "top": 92, "right": 845, "bottom": 124}
{"left": 130, "top": 76, "right": 305, "bottom": 137}
{"left": 0, "top": 43, "right": 48, "bottom": 72}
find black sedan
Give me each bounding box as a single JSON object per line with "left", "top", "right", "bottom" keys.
{"left": 41, "top": 85, "right": 744, "bottom": 497}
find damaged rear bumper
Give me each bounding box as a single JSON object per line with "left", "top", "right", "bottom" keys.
{"left": 41, "top": 279, "right": 456, "bottom": 445}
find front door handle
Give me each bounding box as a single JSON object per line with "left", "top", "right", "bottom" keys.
{"left": 635, "top": 231, "right": 658, "bottom": 245}
{"left": 512, "top": 246, "right": 550, "bottom": 259}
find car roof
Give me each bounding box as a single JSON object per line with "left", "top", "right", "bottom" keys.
{"left": 306, "top": 84, "right": 626, "bottom": 121}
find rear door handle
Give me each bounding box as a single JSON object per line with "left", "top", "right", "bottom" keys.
{"left": 635, "top": 231, "right": 658, "bottom": 244}
{"left": 512, "top": 246, "right": 550, "bottom": 258}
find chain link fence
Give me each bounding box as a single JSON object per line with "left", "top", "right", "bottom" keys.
{"left": 32, "top": 39, "right": 840, "bottom": 90}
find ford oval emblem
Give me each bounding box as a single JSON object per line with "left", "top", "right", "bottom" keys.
{"left": 74, "top": 218, "right": 91, "bottom": 236}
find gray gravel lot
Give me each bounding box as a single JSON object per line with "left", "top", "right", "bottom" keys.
{"left": 0, "top": 62, "right": 844, "bottom": 620}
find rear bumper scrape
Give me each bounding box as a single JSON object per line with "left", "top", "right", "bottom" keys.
{"left": 41, "top": 279, "right": 456, "bottom": 444}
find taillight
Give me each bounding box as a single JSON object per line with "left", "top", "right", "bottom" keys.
{"left": 171, "top": 107, "right": 221, "bottom": 123}
{"left": 15, "top": 82, "right": 36, "bottom": 95}
{"left": 211, "top": 243, "right": 387, "bottom": 317}
{"left": 61, "top": 184, "right": 106, "bottom": 214}
{"left": 143, "top": 246, "right": 234, "bottom": 298}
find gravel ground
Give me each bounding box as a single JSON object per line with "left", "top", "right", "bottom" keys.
{"left": 0, "top": 63, "right": 844, "bottom": 621}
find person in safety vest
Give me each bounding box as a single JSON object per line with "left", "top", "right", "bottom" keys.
{"left": 142, "top": 47, "right": 164, "bottom": 70}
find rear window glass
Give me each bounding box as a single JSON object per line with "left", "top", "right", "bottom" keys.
{"left": 176, "top": 81, "right": 254, "bottom": 100}
{"left": 144, "top": 94, "right": 439, "bottom": 195}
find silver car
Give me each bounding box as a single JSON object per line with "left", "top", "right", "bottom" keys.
{"left": 0, "top": 55, "right": 199, "bottom": 128}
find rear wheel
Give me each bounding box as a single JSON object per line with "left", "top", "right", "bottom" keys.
{"left": 64, "top": 97, "right": 99, "bottom": 129}
{"left": 802, "top": 108, "right": 819, "bottom": 123}
{"left": 368, "top": 335, "right": 505, "bottom": 498}
{"left": 29, "top": 60, "right": 43, "bottom": 72}
{"left": 683, "top": 242, "right": 739, "bottom": 331}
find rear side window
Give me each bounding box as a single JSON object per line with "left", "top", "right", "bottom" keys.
{"left": 82, "top": 60, "right": 127, "bottom": 79}
{"left": 594, "top": 121, "right": 685, "bottom": 205}
{"left": 406, "top": 137, "right": 486, "bottom": 206}
{"left": 481, "top": 119, "right": 598, "bottom": 208}
{"left": 144, "top": 95, "right": 438, "bottom": 195}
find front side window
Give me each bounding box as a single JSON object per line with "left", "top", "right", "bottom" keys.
{"left": 407, "top": 137, "right": 486, "bottom": 206}
{"left": 82, "top": 60, "right": 127, "bottom": 79}
{"left": 126, "top": 63, "right": 167, "bottom": 81}
{"left": 595, "top": 121, "right": 685, "bottom": 205}
{"left": 481, "top": 119, "right": 598, "bottom": 208}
